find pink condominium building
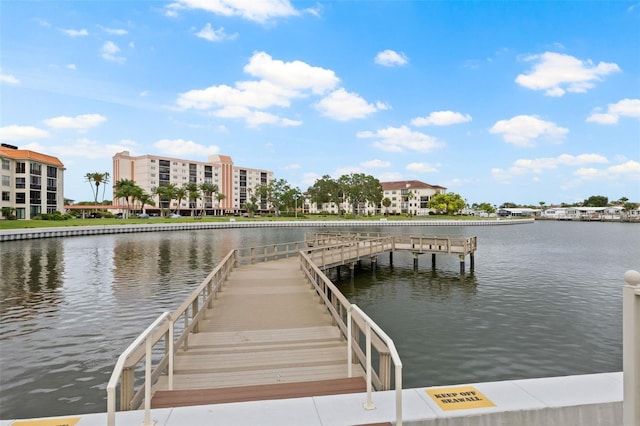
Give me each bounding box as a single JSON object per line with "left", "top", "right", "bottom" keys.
{"left": 112, "top": 151, "right": 274, "bottom": 215}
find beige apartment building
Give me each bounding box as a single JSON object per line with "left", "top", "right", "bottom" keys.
{"left": 305, "top": 179, "right": 447, "bottom": 216}
{"left": 112, "top": 151, "right": 274, "bottom": 215}
{"left": 1, "top": 144, "right": 66, "bottom": 220}
{"left": 381, "top": 180, "right": 447, "bottom": 215}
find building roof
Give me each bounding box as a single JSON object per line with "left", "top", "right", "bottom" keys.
{"left": 381, "top": 180, "right": 446, "bottom": 191}
{"left": 0, "top": 147, "right": 64, "bottom": 167}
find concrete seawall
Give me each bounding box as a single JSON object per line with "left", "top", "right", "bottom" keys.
{"left": 0, "top": 218, "right": 534, "bottom": 242}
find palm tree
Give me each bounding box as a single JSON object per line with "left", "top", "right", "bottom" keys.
{"left": 216, "top": 193, "right": 226, "bottom": 214}
{"left": 199, "top": 182, "right": 218, "bottom": 216}
{"left": 175, "top": 186, "right": 187, "bottom": 215}
{"left": 85, "top": 172, "right": 110, "bottom": 205}
{"left": 185, "top": 182, "right": 200, "bottom": 217}
{"left": 137, "top": 191, "right": 155, "bottom": 213}
{"left": 114, "top": 179, "right": 137, "bottom": 217}
{"left": 153, "top": 184, "right": 177, "bottom": 217}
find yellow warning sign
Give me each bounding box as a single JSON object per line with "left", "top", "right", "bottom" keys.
{"left": 11, "top": 417, "right": 80, "bottom": 426}
{"left": 426, "top": 386, "right": 495, "bottom": 411}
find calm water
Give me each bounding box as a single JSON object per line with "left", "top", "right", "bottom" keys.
{"left": 0, "top": 221, "right": 638, "bottom": 419}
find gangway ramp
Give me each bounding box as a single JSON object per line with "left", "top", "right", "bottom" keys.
{"left": 152, "top": 256, "right": 366, "bottom": 406}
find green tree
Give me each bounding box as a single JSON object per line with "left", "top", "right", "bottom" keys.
{"left": 476, "top": 202, "right": 496, "bottom": 214}
{"left": 215, "top": 193, "right": 226, "bottom": 211}
{"left": 307, "top": 175, "right": 342, "bottom": 210}
{"left": 337, "top": 173, "right": 383, "bottom": 216}
{"left": 137, "top": 191, "right": 155, "bottom": 213}
{"left": 153, "top": 184, "right": 177, "bottom": 216}
{"left": 114, "top": 178, "right": 138, "bottom": 217}
{"left": 185, "top": 182, "right": 200, "bottom": 216}
{"left": 199, "top": 182, "right": 219, "bottom": 216}
{"left": 382, "top": 197, "right": 391, "bottom": 216}
{"left": 254, "top": 178, "right": 292, "bottom": 216}
{"left": 175, "top": 186, "right": 187, "bottom": 215}
{"left": 583, "top": 195, "right": 609, "bottom": 207}
{"left": 85, "top": 172, "right": 110, "bottom": 205}
{"left": 500, "top": 202, "right": 517, "bottom": 209}
{"left": 428, "top": 192, "right": 466, "bottom": 215}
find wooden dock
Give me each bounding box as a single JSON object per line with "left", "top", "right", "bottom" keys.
{"left": 109, "top": 232, "right": 477, "bottom": 424}
{"left": 150, "top": 257, "right": 366, "bottom": 408}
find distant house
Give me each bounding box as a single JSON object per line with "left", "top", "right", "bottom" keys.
{"left": 498, "top": 208, "right": 541, "bottom": 217}
{"left": 1, "top": 144, "right": 65, "bottom": 220}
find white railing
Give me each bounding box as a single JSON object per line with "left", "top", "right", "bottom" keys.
{"left": 107, "top": 311, "right": 173, "bottom": 426}
{"left": 348, "top": 304, "right": 403, "bottom": 426}
{"left": 623, "top": 269, "right": 640, "bottom": 426}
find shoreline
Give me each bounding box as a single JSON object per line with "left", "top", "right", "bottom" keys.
{"left": 0, "top": 218, "right": 534, "bottom": 242}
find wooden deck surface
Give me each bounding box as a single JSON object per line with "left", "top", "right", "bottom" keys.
{"left": 153, "top": 256, "right": 365, "bottom": 407}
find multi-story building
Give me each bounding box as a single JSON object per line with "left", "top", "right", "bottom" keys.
{"left": 381, "top": 180, "right": 446, "bottom": 215}
{"left": 0, "top": 144, "right": 66, "bottom": 220}
{"left": 112, "top": 151, "right": 274, "bottom": 215}
{"left": 304, "top": 179, "right": 447, "bottom": 216}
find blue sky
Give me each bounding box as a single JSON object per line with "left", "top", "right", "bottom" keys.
{"left": 1, "top": 0, "right": 639, "bottom": 206}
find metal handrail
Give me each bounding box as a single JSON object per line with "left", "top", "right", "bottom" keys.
{"left": 348, "top": 304, "right": 403, "bottom": 426}
{"left": 107, "top": 311, "right": 173, "bottom": 426}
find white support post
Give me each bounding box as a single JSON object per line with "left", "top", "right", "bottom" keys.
{"left": 347, "top": 309, "right": 353, "bottom": 378}
{"left": 143, "top": 336, "right": 154, "bottom": 426}
{"left": 363, "top": 323, "right": 376, "bottom": 410}
{"left": 623, "top": 270, "right": 640, "bottom": 426}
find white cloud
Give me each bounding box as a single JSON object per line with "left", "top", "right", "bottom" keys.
{"left": 360, "top": 159, "right": 390, "bottom": 168}
{"left": 195, "top": 23, "right": 238, "bottom": 42}
{"left": 66, "top": 64, "right": 77, "bottom": 70}
{"left": 586, "top": 98, "right": 640, "bottom": 124}
{"left": 357, "top": 125, "right": 444, "bottom": 153}
{"left": 490, "top": 115, "right": 568, "bottom": 147}
{"left": 512, "top": 153, "right": 608, "bottom": 173}
{"left": 43, "top": 114, "right": 107, "bottom": 129}
{"left": 574, "top": 160, "right": 640, "bottom": 180}
{"left": 48, "top": 139, "right": 131, "bottom": 160}
{"left": 102, "top": 27, "right": 128, "bottom": 36}
{"left": 102, "top": 41, "right": 124, "bottom": 62}
{"left": 411, "top": 111, "right": 472, "bottom": 126}
{"left": 515, "top": 52, "right": 621, "bottom": 96}
{"left": 166, "top": 0, "right": 300, "bottom": 23}
{"left": 178, "top": 80, "right": 299, "bottom": 110}
{"left": 377, "top": 172, "right": 403, "bottom": 181}
{"left": 62, "top": 28, "right": 88, "bottom": 37}
{"left": 212, "top": 106, "right": 301, "bottom": 127}
{"left": 374, "top": 50, "right": 408, "bottom": 67}
{"left": 154, "top": 139, "right": 220, "bottom": 157}
{"left": 281, "top": 164, "right": 301, "bottom": 170}
{"left": 406, "top": 162, "right": 439, "bottom": 172}
{"left": 316, "top": 89, "right": 382, "bottom": 121}
{"left": 0, "top": 125, "right": 49, "bottom": 141}
{"left": 244, "top": 52, "right": 339, "bottom": 94}
{"left": 0, "top": 69, "right": 19, "bottom": 84}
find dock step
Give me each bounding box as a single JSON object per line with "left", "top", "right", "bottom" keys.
{"left": 155, "top": 364, "right": 366, "bottom": 390}
{"left": 151, "top": 377, "right": 367, "bottom": 408}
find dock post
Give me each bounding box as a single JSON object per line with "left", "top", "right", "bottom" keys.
{"left": 389, "top": 251, "right": 393, "bottom": 265}
{"left": 470, "top": 253, "right": 475, "bottom": 271}
{"left": 459, "top": 254, "right": 465, "bottom": 274}
{"left": 413, "top": 252, "right": 419, "bottom": 270}
{"left": 349, "top": 262, "right": 355, "bottom": 279}
{"left": 431, "top": 253, "right": 436, "bottom": 269}
{"left": 371, "top": 256, "right": 377, "bottom": 269}
{"left": 623, "top": 270, "right": 640, "bottom": 426}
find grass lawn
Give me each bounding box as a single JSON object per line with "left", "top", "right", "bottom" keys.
{"left": 0, "top": 214, "right": 503, "bottom": 230}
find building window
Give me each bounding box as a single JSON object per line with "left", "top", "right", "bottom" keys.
{"left": 151, "top": 159, "right": 156, "bottom": 163}
{"left": 47, "top": 192, "right": 57, "bottom": 205}
{"left": 15, "top": 162, "right": 25, "bottom": 173}
{"left": 16, "top": 193, "right": 25, "bottom": 204}
{"left": 15, "top": 177, "right": 26, "bottom": 188}
{"left": 15, "top": 208, "right": 25, "bottom": 219}
{"left": 30, "top": 163, "right": 42, "bottom": 175}
{"left": 30, "top": 190, "right": 41, "bottom": 204}
{"left": 47, "top": 166, "right": 57, "bottom": 178}
{"left": 30, "top": 175, "right": 42, "bottom": 189}
{"left": 1, "top": 175, "right": 9, "bottom": 186}
{"left": 47, "top": 178, "right": 56, "bottom": 190}
{"left": 30, "top": 205, "right": 41, "bottom": 217}
{"left": 2, "top": 191, "right": 9, "bottom": 201}
{"left": 1, "top": 159, "right": 9, "bottom": 170}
